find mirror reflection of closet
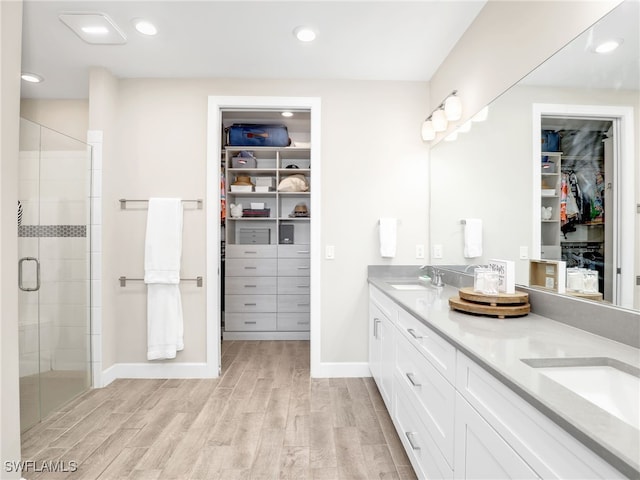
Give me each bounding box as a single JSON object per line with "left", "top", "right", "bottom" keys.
{"left": 541, "top": 117, "right": 613, "bottom": 302}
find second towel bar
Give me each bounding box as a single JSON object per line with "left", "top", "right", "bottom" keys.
{"left": 119, "top": 276, "right": 203, "bottom": 287}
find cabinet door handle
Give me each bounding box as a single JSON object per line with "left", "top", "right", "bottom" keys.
{"left": 406, "top": 372, "right": 421, "bottom": 387}
{"left": 244, "top": 303, "right": 257, "bottom": 306}
{"left": 244, "top": 285, "right": 257, "bottom": 288}
{"left": 244, "top": 321, "right": 257, "bottom": 325}
{"left": 407, "top": 328, "right": 423, "bottom": 340}
{"left": 244, "top": 251, "right": 258, "bottom": 254}
{"left": 405, "top": 432, "right": 420, "bottom": 451}
{"left": 373, "top": 318, "right": 381, "bottom": 339}
{"left": 244, "top": 266, "right": 257, "bottom": 270}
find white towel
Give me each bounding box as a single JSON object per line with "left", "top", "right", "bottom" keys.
{"left": 463, "top": 218, "right": 483, "bottom": 258}
{"left": 145, "top": 198, "right": 184, "bottom": 360}
{"left": 379, "top": 218, "right": 397, "bottom": 258}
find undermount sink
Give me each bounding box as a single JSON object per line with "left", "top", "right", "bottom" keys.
{"left": 522, "top": 358, "right": 640, "bottom": 428}
{"left": 389, "top": 283, "right": 428, "bottom": 291}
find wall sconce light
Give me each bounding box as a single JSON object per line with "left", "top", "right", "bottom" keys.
{"left": 421, "top": 90, "right": 462, "bottom": 141}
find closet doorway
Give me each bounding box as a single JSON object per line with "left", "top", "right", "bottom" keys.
{"left": 533, "top": 104, "right": 635, "bottom": 308}
{"left": 206, "top": 96, "right": 322, "bottom": 377}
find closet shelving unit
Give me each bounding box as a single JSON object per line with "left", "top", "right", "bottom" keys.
{"left": 540, "top": 151, "right": 562, "bottom": 260}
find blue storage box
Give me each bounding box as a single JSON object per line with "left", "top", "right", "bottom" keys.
{"left": 541, "top": 130, "right": 560, "bottom": 152}
{"left": 227, "top": 124, "right": 290, "bottom": 147}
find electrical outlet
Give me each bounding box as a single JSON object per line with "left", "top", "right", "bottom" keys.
{"left": 432, "top": 244, "right": 443, "bottom": 259}
{"left": 325, "top": 245, "right": 335, "bottom": 260}
{"left": 416, "top": 244, "right": 425, "bottom": 259}
{"left": 519, "top": 246, "right": 529, "bottom": 260}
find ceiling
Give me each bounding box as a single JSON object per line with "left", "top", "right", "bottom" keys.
{"left": 20, "top": 0, "right": 487, "bottom": 99}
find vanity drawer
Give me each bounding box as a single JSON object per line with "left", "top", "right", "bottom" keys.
{"left": 369, "top": 285, "right": 398, "bottom": 324}
{"left": 224, "top": 294, "right": 276, "bottom": 313}
{"left": 278, "top": 258, "right": 311, "bottom": 276}
{"left": 278, "top": 245, "right": 310, "bottom": 258}
{"left": 277, "top": 313, "right": 310, "bottom": 331}
{"left": 226, "top": 244, "right": 276, "bottom": 258}
{"left": 225, "top": 258, "right": 277, "bottom": 277}
{"left": 225, "top": 276, "right": 277, "bottom": 295}
{"left": 396, "top": 335, "right": 455, "bottom": 467}
{"left": 278, "top": 294, "right": 310, "bottom": 312}
{"left": 397, "top": 309, "right": 456, "bottom": 384}
{"left": 225, "top": 313, "right": 276, "bottom": 332}
{"left": 393, "top": 376, "right": 454, "bottom": 480}
{"left": 278, "top": 276, "right": 310, "bottom": 294}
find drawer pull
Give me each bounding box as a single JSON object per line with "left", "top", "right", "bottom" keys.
{"left": 406, "top": 372, "right": 421, "bottom": 387}
{"left": 407, "top": 328, "right": 423, "bottom": 340}
{"left": 244, "top": 251, "right": 258, "bottom": 254}
{"left": 297, "top": 303, "right": 310, "bottom": 307}
{"left": 373, "top": 318, "right": 381, "bottom": 339}
{"left": 244, "top": 285, "right": 257, "bottom": 288}
{"left": 297, "top": 321, "right": 310, "bottom": 325}
{"left": 244, "top": 266, "right": 257, "bottom": 270}
{"left": 297, "top": 250, "right": 310, "bottom": 254}
{"left": 297, "top": 266, "right": 310, "bottom": 270}
{"left": 244, "top": 303, "right": 257, "bottom": 306}
{"left": 244, "top": 321, "right": 257, "bottom": 325}
{"left": 405, "top": 432, "right": 421, "bottom": 451}
{"left": 297, "top": 285, "right": 309, "bottom": 288}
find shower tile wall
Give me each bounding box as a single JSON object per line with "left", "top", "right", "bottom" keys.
{"left": 18, "top": 151, "right": 90, "bottom": 377}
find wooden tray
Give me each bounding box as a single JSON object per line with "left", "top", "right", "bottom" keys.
{"left": 449, "top": 296, "right": 530, "bottom": 319}
{"left": 458, "top": 287, "right": 528, "bottom": 306}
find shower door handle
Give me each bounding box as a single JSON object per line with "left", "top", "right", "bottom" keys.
{"left": 18, "top": 257, "right": 40, "bottom": 292}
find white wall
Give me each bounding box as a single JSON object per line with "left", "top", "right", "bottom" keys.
{"left": 1, "top": 0, "right": 24, "bottom": 476}
{"left": 91, "top": 77, "right": 429, "bottom": 369}
{"left": 430, "top": 85, "right": 639, "bottom": 287}
{"left": 20, "top": 99, "right": 89, "bottom": 141}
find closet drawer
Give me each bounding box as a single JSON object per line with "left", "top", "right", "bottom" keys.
{"left": 278, "top": 245, "right": 310, "bottom": 258}
{"left": 225, "top": 313, "right": 277, "bottom": 332}
{"left": 226, "top": 244, "right": 276, "bottom": 258}
{"left": 278, "top": 295, "right": 310, "bottom": 313}
{"left": 277, "top": 276, "right": 310, "bottom": 295}
{"left": 225, "top": 294, "right": 276, "bottom": 313}
{"left": 397, "top": 309, "right": 456, "bottom": 384}
{"left": 396, "top": 336, "right": 455, "bottom": 467}
{"left": 277, "top": 313, "right": 310, "bottom": 331}
{"left": 278, "top": 258, "right": 311, "bottom": 276}
{"left": 225, "top": 258, "right": 277, "bottom": 277}
{"left": 225, "top": 276, "right": 277, "bottom": 295}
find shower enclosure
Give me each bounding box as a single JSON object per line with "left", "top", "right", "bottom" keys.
{"left": 18, "top": 118, "right": 92, "bottom": 432}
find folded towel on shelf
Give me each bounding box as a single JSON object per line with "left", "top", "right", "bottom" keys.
{"left": 145, "top": 198, "right": 184, "bottom": 360}
{"left": 463, "top": 218, "right": 483, "bottom": 258}
{"left": 379, "top": 218, "right": 397, "bottom": 258}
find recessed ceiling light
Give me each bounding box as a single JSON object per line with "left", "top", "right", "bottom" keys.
{"left": 133, "top": 19, "right": 157, "bottom": 36}
{"left": 281, "top": 111, "right": 294, "bottom": 118}
{"left": 59, "top": 13, "right": 126, "bottom": 45}
{"left": 594, "top": 39, "right": 622, "bottom": 54}
{"left": 293, "top": 26, "right": 316, "bottom": 43}
{"left": 21, "top": 73, "right": 44, "bottom": 83}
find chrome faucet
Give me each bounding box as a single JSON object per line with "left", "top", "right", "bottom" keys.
{"left": 420, "top": 265, "right": 444, "bottom": 287}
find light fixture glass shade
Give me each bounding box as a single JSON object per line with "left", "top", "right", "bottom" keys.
{"left": 444, "top": 94, "right": 462, "bottom": 121}
{"left": 471, "top": 105, "right": 489, "bottom": 122}
{"left": 457, "top": 120, "right": 472, "bottom": 133}
{"left": 432, "top": 109, "right": 448, "bottom": 132}
{"left": 421, "top": 120, "right": 436, "bottom": 141}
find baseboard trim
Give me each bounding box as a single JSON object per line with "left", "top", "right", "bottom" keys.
{"left": 101, "top": 361, "right": 216, "bottom": 387}
{"left": 312, "top": 361, "right": 371, "bottom": 378}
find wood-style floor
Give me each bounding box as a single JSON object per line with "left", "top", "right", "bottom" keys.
{"left": 20, "top": 341, "right": 417, "bottom": 479}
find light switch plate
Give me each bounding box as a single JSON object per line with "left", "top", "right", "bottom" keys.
{"left": 325, "top": 245, "right": 335, "bottom": 260}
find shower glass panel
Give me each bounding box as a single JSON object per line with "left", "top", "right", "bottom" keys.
{"left": 18, "top": 118, "right": 92, "bottom": 432}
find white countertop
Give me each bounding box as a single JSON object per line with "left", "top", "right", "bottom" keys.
{"left": 368, "top": 276, "right": 640, "bottom": 478}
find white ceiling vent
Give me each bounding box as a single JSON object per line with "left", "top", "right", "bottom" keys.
{"left": 58, "top": 13, "right": 126, "bottom": 45}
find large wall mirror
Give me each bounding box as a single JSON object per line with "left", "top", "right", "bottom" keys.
{"left": 430, "top": 0, "right": 639, "bottom": 311}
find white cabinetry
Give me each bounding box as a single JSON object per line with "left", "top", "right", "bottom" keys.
{"left": 368, "top": 285, "right": 627, "bottom": 480}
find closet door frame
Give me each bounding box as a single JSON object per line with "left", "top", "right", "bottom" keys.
{"left": 206, "top": 95, "right": 322, "bottom": 376}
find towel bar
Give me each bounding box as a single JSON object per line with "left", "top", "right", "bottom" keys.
{"left": 119, "top": 276, "right": 203, "bottom": 287}
{"left": 119, "top": 199, "right": 203, "bottom": 210}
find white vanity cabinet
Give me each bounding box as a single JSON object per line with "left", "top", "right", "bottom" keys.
{"left": 368, "top": 284, "right": 629, "bottom": 480}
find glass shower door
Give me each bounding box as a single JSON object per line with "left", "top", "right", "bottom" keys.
{"left": 18, "top": 118, "right": 92, "bottom": 432}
